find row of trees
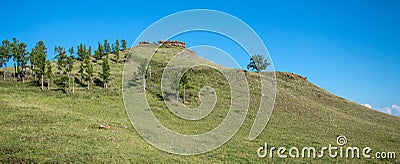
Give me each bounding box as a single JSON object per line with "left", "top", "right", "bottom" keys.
{"left": 0, "top": 38, "right": 29, "bottom": 82}
{"left": 0, "top": 38, "right": 128, "bottom": 93}
{"left": 94, "top": 39, "right": 127, "bottom": 63}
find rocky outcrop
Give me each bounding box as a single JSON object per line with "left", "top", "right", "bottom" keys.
{"left": 158, "top": 40, "right": 186, "bottom": 48}
{"left": 139, "top": 40, "right": 186, "bottom": 48}
{"left": 139, "top": 41, "right": 150, "bottom": 45}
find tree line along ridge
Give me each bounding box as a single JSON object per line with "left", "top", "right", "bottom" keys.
{"left": 0, "top": 38, "right": 128, "bottom": 93}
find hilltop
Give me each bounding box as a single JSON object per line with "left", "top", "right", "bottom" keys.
{"left": 0, "top": 45, "right": 399, "bottom": 163}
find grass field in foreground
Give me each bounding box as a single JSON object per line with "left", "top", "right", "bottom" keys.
{"left": 0, "top": 46, "right": 399, "bottom": 163}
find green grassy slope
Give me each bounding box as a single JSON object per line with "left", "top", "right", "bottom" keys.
{"left": 0, "top": 46, "right": 399, "bottom": 163}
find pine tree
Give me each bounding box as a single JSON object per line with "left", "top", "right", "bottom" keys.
{"left": 94, "top": 50, "right": 99, "bottom": 61}
{"left": 78, "top": 62, "right": 85, "bottom": 86}
{"left": 79, "top": 53, "right": 93, "bottom": 90}
{"left": 115, "top": 39, "right": 120, "bottom": 63}
{"left": 30, "top": 41, "right": 47, "bottom": 90}
{"left": 67, "top": 46, "right": 75, "bottom": 93}
{"left": 115, "top": 39, "right": 120, "bottom": 50}
{"left": 100, "top": 58, "right": 110, "bottom": 89}
{"left": 0, "top": 39, "right": 11, "bottom": 80}
{"left": 88, "top": 46, "right": 92, "bottom": 57}
{"left": 121, "top": 39, "right": 127, "bottom": 50}
{"left": 104, "top": 39, "right": 110, "bottom": 56}
{"left": 111, "top": 43, "right": 115, "bottom": 54}
{"left": 84, "top": 45, "right": 87, "bottom": 56}
{"left": 77, "top": 44, "right": 85, "bottom": 61}
{"left": 78, "top": 43, "right": 85, "bottom": 61}
{"left": 86, "top": 57, "right": 93, "bottom": 90}
{"left": 55, "top": 46, "right": 67, "bottom": 74}
{"left": 54, "top": 46, "right": 69, "bottom": 92}
{"left": 68, "top": 47, "right": 74, "bottom": 58}
{"left": 95, "top": 42, "right": 104, "bottom": 62}
{"left": 17, "top": 42, "right": 29, "bottom": 83}
{"left": 170, "top": 72, "right": 180, "bottom": 101}
{"left": 180, "top": 73, "right": 191, "bottom": 103}
{"left": 138, "top": 59, "right": 147, "bottom": 91}
{"left": 66, "top": 55, "right": 74, "bottom": 93}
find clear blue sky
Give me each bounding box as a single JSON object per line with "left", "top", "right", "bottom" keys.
{"left": 1, "top": 0, "right": 399, "bottom": 116}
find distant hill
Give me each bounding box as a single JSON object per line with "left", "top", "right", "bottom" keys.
{"left": 0, "top": 45, "right": 398, "bottom": 163}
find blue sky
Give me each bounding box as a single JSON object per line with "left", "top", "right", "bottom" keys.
{"left": 1, "top": 0, "right": 399, "bottom": 116}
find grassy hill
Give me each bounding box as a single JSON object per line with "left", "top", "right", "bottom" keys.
{"left": 0, "top": 46, "right": 399, "bottom": 163}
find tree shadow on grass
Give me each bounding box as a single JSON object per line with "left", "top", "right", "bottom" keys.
{"left": 74, "top": 76, "right": 90, "bottom": 88}
{"left": 93, "top": 77, "right": 103, "bottom": 87}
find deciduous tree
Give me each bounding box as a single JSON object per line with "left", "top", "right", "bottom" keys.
{"left": 247, "top": 54, "right": 270, "bottom": 73}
